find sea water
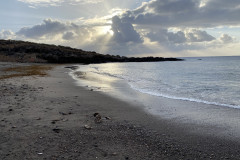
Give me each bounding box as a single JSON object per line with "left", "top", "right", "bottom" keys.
{"left": 70, "top": 56, "right": 240, "bottom": 109}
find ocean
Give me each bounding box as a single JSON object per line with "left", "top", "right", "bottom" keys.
{"left": 70, "top": 56, "right": 240, "bottom": 109}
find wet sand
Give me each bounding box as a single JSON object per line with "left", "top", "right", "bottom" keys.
{"left": 1, "top": 63, "right": 240, "bottom": 160}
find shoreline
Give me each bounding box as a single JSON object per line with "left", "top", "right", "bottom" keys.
{"left": 1, "top": 63, "right": 240, "bottom": 159}
{"left": 70, "top": 64, "right": 240, "bottom": 142}
{"left": 69, "top": 61, "right": 240, "bottom": 110}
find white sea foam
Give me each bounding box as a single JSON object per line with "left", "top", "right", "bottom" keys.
{"left": 129, "top": 84, "right": 240, "bottom": 109}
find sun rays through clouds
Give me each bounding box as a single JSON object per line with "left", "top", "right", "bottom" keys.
{"left": 1, "top": 0, "right": 240, "bottom": 57}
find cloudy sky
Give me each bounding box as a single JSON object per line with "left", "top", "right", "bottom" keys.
{"left": 1, "top": 0, "right": 240, "bottom": 57}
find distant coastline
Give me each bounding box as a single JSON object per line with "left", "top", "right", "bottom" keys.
{"left": 0, "top": 39, "right": 183, "bottom": 64}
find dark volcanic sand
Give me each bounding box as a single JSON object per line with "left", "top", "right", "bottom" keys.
{"left": 1, "top": 63, "right": 240, "bottom": 160}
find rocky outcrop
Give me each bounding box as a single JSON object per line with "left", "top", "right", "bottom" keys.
{"left": 0, "top": 39, "right": 183, "bottom": 64}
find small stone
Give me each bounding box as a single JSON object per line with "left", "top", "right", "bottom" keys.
{"left": 94, "top": 114, "right": 102, "bottom": 123}
{"left": 105, "top": 117, "right": 111, "bottom": 120}
{"left": 93, "top": 113, "right": 99, "bottom": 117}
{"left": 52, "top": 128, "right": 61, "bottom": 133}
{"left": 8, "top": 109, "right": 13, "bottom": 112}
{"left": 59, "top": 112, "right": 67, "bottom": 115}
{"left": 111, "top": 152, "right": 117, "bottom": 156}
{"left": 102, "top": 152, "right": 108, "bottom": 157}
{"left": 84, "top": 125, "right": 92, "bottom": 130}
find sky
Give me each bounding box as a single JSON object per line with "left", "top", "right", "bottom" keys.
{"left": 0, "top": 0, "right": 240, "bottom": 57}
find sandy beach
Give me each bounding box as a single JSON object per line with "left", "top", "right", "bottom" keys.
{"left": 1, "top": 63, "right": 240, "bottom": 160}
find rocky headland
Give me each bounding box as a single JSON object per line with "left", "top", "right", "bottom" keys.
{"left": 0, "top": 39, "right": 183, "bottom": 64}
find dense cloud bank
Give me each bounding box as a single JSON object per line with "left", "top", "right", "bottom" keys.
{"left": 1, "top": 0, "right": 239, "bottom": 56}
{"left": 121, "top": 0, "right": 240, "bottom": 27}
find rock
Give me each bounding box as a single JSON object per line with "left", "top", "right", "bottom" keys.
{"left": 59, "top": 112, "right": 67, "bottom": 115}
{"left": 8, "top": 109, "right": 13, "bottom": 112}
{"left": 65, "top": 66, "right": 79, "bottom": 70}
{"left": 52, "top": 128, "right": 61, "bottom": 133}
{"left": 94, "top": 113, "right": 102, "bottom": 123}
{"left": 93, "top": 113, "right": 99, "bottom": 117}
{"left": 102, "top": 152, "right": 108, "bottom": 157}
{"left": 84, "top": 125, "right": 92, "bottom": 130}
{"left": 111, "top": 152, "right": 117, "bottom": 156}
{"left": 62, "top": 119, "right": 68, "bottom": 122}
{"left": 105, "top": 117, "right": 111, "bottom": 120}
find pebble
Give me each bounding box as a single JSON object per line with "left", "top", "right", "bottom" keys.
{"left": 105, "top": 117, "right": 111, "bottom": 120}
{"left": 111, "top": 152, "right": 117, "bottom": 156}
{"left": 84, "top": 125, "right": 92, "bottom": 130}
{"left": 59, "top": 112, "right": 67, "bottom": 115}
{"left": 52, "top": 128, "right": 62, "bottom": 133}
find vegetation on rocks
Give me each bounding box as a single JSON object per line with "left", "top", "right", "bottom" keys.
{"left": 0, "top": 39, "right": 183, "bottom": 64}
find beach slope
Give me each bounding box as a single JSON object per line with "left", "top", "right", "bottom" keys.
{"left": 1, "top": 63, "right": 240, "bottom": 160}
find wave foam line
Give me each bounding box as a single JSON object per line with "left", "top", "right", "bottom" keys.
{"left": 130, "top": 84, "right": 240, "bottom": 109}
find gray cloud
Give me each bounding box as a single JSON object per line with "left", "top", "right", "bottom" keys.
{"left": 146, "top": 29, "right": 215, "bottom": 44}
{"left": 62, "top": 31, "right": 76, "bottom": 40}
{"left": 203, "top": 0, "right": 240, "bottom": 10}
{"left": 0, "top": 30, "right": 15, "bottom": 39}
{"left": 12, "top": 0, "right": 239, "bottom": 56}
{"left": 146, "top": 29, "right": 186, "bottom": 44}
{"left": 186, "top": 29, "right": 215, "bottom": 42}
{"left": 119, "top": 0, "right": 240, "bottom": 28}
{"left": 16, "top": 19, "right": 78, "bottom": 38}
{"left": 167, "top": 31, "right": 187, "bottom": 44}
{"left": 111, "top": 16, "right": 143, "bottom": 43}
{"left": 220, "top": 34, "right": 234, "bottom": 43}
